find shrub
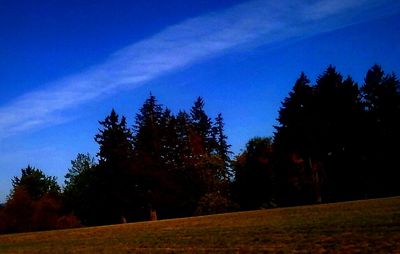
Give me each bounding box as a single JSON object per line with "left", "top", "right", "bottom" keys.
{"left": 195, "top": 192, "right": 237, "bottom": 215}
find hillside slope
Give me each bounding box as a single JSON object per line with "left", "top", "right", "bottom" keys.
{"left": 0, "top": 197, "right": 399, "bottom": 253}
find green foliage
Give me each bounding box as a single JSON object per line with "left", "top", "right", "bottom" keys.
{"left": 63, "top": 153, "right": 97, "bottom": 225}
{"left": 2, "top": 167, "right": 78, "bottom": 233}
{"left": 11, "top": 165, "right": 60, "bottom": 200}
{"left": 64, "top": 153, "right": 96, "bottom": 190}
{"left": 95, "top": 109, "right": 134, "bottom": 168}
{"left": 232, "top": 137, "right": 274, "bottom": 210}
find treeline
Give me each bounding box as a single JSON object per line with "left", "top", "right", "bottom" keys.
{"left": 274, "top": 64, "right": 400, "bottom": 204}
{"left": 0, "top": 64, "right": 399, "bottom": 234}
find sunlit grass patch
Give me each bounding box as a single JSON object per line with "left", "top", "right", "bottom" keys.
{"left": 0, "top": 197, "right": 399, "bottom": 253}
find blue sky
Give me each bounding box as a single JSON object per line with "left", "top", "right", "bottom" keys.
{"left": 0, "top": 0, "right": 400, "bottom": 201}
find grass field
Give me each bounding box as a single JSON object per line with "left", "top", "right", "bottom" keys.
{"left": 0, "top": 197, "right": 399, "bottom": 253}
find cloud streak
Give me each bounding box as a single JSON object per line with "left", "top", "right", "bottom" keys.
{"left": 0, "top": 0, "right": 398, "bottom": 138}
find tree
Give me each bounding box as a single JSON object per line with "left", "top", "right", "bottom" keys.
{"left": 93, "top": 109, "right": 135, "bottom": 224}
{"left": 274, "top": 67, "right": 365, "bottom": 203}
{"left": 95, "top": 109, "right": 134, "bottom": 171}
{"left": 232, "top": 137, "right": 275, "bottom": 210}
{"left": 312, "top": 67, "right": 365, "bottom": 200}
{"left": 2, "top": 166, "right": 74, "bottom": 233}
{"left": 63, "top": 153, "right": 96, "bottom": 225}
{"left": 212, "top": 113, "right": 232, "bottom": 181}
{"left": 64, "top": 153, "right": 96, "bottom": 189}
{"left": 190, "top": 97, "right": 213, "bottom": 154}
{"left": 11, "top": 165, "right": 60, "bottom": 200}
{"left": 361, "top": 65, "right": 400, "bottom": 196}
{"left": 274, "top": 72, "right": 314, "bottom": 157}
{"left": 274, "top": 73, "right": 325, "bottom": 204}
{"left": 133, "top": 95, "right": 179, "bottom": 219}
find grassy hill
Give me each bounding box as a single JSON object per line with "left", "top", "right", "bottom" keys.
{"left": 0, "top": 197, "right": 399, "bottom": 253}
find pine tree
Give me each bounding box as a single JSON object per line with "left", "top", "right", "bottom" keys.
{"left": 175, "top": 111, "right": 192, "bottom": 170}
{"left": 159, "top": 108, "right": 178, "bottom": 170}
{"left": 133, "top": 94, "right": 163, "bottom": 160}
{"left": 212, "top": 113, "right": 232, "bottom": 181}
{"left": 313, "top": 66, "right": 364, "bottom": 200}
{"left": 190, "top": 97, "right": 213, "bottom": 154}
{"left": 361, "top": 65, "right": 400, "bottom": 196}
{"left": 132, "top": 94, "right": 180, "bottom": 219}
{"left": 93, "top": 109, "right": 135, "bottom": 224}
{"left": 95, "top": 109, "right": 134, "bottom": 172}
{"left": 274, "top": 68, "right": 365, "bottom": 203}
{"left": 274, "top": 72, "right": 314, "bottom": 157}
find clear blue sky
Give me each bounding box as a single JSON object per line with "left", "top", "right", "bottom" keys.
{"left": 1, "top": 0, "right": 400, "bottom": 201}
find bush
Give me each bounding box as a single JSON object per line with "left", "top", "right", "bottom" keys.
{"left": 56, "top": 214, "right": 81, "bottom": 229}
{"left": 195, "top": 192, "right": 237, "bottom": 215}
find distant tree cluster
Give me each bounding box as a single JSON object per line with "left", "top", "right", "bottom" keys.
{"left": 273, "top": 65, "right": 400, "bottom": 204}
{"left": 1, "top": 64, "right": 399, "bottom": 234}
{"left": 62, "top": 96, "right": 233, "bottom": 226}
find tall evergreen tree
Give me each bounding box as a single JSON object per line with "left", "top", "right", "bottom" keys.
{"left": 275, "top": 67, "right": 365, "bottom": 203}
{"left": 361, "top": 65, "right": 400, "bottom": 196}
{"left": 312, "top": 66, "right": 364, "bottom": 200}
{"left": 133, "top": 94, "right": 163, "bottom": 159}
{"left": 95, "top": 109, "right": 134, "bottom": 170}
{"left": 93, "top": 109, "right": 135, "bottom": 224}
{"left": 190, "top": 97, "right": 213, "bottom": 154}
{"left": 212, "top": 113, "right": 232, "bottom": 181}
{"left": 274, "top": 72, "right": 314, "bottom": 157}
{"left": 274, "top": 73, "right": 321, "bottom": 205}
{"left": 133, "top": 95, "right": 179, "bottom": 219}
{"left": 175, "top": 111, "right": 192, "bottom": 170}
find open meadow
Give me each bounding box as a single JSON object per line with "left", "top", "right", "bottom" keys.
{"left": 0, "top": 197, "right": 399, "bottom": 253}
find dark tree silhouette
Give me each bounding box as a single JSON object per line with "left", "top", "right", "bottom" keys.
{"left": 274, "top": 67, "right": 365, "bottom": 203}
{"left": 133, "top": 95, "right": 180, "bottom": 219}
{"left": 361, "top": 64, "right": 400, "bottom": 196}
{"left": 274, "top": 72, "right": 314, "bottom": 157}
{"left": 312, "top": 66, "right": 364, "bottom": 200}
{"left": 93, "top": 109, "right": 135, "bottom": 225}
{"left": 63, "top": 153, "right": 96, "bottom": 225}
{"left": 190, "top": 97, "right": 213, "bottom": 154}
{"left": 232, "top": 137, "right": 275, "bottom": 210}
{"left": 212, "top": 113, "right": 232, "bottom": 181}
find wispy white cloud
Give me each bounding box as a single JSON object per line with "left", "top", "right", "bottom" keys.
{"left": 0, "top": 0, "right": 398, "bottom": 138}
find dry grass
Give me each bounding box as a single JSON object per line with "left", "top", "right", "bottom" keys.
{"left": 1, "top": 197, "right": 400, "bottom": 253}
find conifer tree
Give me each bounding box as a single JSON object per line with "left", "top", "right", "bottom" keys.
{"left": 133, "top": 94, "right": 163, "bottom": 160}
{"left": 133, "top": 95, "right": 180, "bottom": 219}
{"left": 95, "top": 109, "right": 134, "bottom": 170}
{"left": 312, "top": 66, "right": 364, "bottom": 200}
{"left": 274, "top": 72, "right": 314, "bottom": 157}
{"left": 190, "top": 97, "right": 213, "bottom": 154}
{"left": 212, "top": 113, "right": 232, "bottom": 181}
{"left": 361, "top": 65, "right": 400, "bottom": 196}
{"left": 93, "top": 109, "right": 135, "bottom": 224}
